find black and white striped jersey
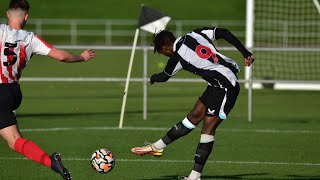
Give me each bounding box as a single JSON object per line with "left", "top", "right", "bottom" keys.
{"left": 163, "top": 27, "right": 246, "bottom": 88}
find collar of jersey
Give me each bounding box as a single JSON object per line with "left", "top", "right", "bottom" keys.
{"left": 173, "top": 37, "right": 182, "bottom": 52}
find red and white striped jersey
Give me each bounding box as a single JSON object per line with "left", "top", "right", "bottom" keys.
{"left": 0, "top": 24, "right": 53, "bottom": 83}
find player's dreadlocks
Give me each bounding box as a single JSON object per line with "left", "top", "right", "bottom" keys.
{"left": 152, "top": 30, "right": 176, "bottom": 54}
{"left": 9, "top": 0, "right": 30, "bottom": 11}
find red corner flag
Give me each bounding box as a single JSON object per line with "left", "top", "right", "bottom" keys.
{"left": 138, "top": 5, "right": 171, "bottom": 33}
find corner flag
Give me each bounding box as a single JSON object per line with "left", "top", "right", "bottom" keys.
{"left": 119, "top": 5, "right": 171, "bottom": 128}
{"left": 138, "top": 5, "right": 171, "bottom": 33}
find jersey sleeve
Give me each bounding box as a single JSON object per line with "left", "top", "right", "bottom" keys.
{"left": 164, "top": 53, "right": 183, "bottom": 76}
{"left": 214, "top": 28, "right": 252, "bottom": 58}
{"left": 193, "top": 27, "right": 217, "bottom": 41}
{"left": 30, "top": 35, "right": 53, "bottom": 55}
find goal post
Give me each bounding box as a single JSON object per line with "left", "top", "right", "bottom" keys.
{"left": 245, "top": 0, "right": 254, "bottom": 122}
{"left": 245, "top": 0, "right": 320, "bottom": 121}
{"left": 246, "top": 0, "right": 320, "bottom": 91}
{"left": 314, "top": 0, "right": 320, "bottom": 13}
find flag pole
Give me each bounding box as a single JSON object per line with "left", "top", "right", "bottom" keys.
{"left": 119, "top": 28, "right": 140, "bottom": 128}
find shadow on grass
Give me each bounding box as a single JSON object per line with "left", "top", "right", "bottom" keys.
{"left": 17, "top": 112, "right": 119, "bottom": 118}
{"left": 16, "top": 108, "right": 190, "bottom": 118}
{"left": 143, "top": 173, "right": 268, "bottom": 180}
{"left": 143, "top": 173, "right": 320, "bottom": 180}
{"left": 287, "top": 174, "right": 320, "bottom": 179}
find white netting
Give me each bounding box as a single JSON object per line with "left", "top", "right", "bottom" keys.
{"left": 253, "top": 0, "right": 320, "bottom": 80}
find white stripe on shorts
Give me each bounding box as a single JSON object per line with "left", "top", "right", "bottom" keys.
{"left": 219, "top": 88, "right": 227, "bottom": 120}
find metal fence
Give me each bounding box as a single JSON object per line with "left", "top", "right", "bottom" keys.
{"left": 1, "top": 18, "right": 246, "bottom": 45}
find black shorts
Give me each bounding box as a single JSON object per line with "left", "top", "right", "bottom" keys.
{"left": 199, "top": 82, "right": 240, "bottom": 119}
{"left": 0, "top": 83, "right": 22, "bottom": 129}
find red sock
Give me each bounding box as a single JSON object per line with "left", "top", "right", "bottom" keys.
{"left": 14, "top": 137, "right": 51, "bottom": 168}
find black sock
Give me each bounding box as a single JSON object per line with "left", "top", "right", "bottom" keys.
{"left": 193, "top": 141, "right": 214, "bottom": 172}
{"left": 162, "top": 119, "right": 195, "bottom": 145}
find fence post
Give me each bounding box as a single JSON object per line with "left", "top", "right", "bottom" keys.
{"left": 71, "top": 20, "right": 77, "bottom": 45}
{"left": 105, "top": 21, "right": 112, "bottom": 45}
{"left": 175, "top": 20, "right": 182, "bottom": 36}
{"left": 143, "top": 47, "right": 148, "bottom": 120}
{"left": 36, "top": 19, "right": 42, "bottom": 35}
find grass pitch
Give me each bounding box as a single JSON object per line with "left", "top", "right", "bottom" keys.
{"left": 0, "top": 50, "right": 319, "bottom": 179}
{"left": 0, "top": 1, "right": 318, "bottom": 179}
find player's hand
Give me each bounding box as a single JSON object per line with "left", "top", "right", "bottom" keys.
{"left": 150, "top": 74, "right": 157, "bottom": 85}
{"left": 81, "top": 49, "right": 96, "bottom": 61}
{"left": 244, "top": 55, "right": 254, "bottom": 67}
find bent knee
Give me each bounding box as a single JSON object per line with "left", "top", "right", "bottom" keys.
{"left": 188, "top": 111, "right": 204, "bottom": 122}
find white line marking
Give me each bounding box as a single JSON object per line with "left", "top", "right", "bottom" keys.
{"left": 0, "top": 157, "right": 319, "bottom": 166}
{"left": 19, "top": 126, "right": 319, "bottom": 134}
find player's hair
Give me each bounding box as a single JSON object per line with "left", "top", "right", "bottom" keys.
{"left": 9, "top": 0, "right": 30, "bottom": 11}
{"left": 152, "top": 30, "right": 176, "bottom": 54}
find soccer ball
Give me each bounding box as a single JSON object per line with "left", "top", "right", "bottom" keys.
{"left": 91, "top": 148, "right": 115, "bottom": 173}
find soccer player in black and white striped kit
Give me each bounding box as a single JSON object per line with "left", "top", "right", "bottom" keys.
{"left": 131, "top": 27, "right": 254, "bottom": 180}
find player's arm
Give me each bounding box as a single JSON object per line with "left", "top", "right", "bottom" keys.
{"left": 151, "top": 53, "right": 182, "bottom": 84}
{"left": 48, "top": 48, "right": 96, "bottom": 63}
{"left": 198, "top": 27, "right": 254, "bottom": 66}
{"left": 150, "top": 72, "right": 170, "bottom": 84}
{"left": 31, "top": 35, "right": 96, "bottom": 63}
{"left": 214, "top": 28, "right": 254, "bottom": 66}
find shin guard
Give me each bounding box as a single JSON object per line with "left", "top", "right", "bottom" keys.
{"left": 162, "top": 118, "right": 195, "bottom": 145}
{"left": 193, "top": 134, "right": 215, "bottom": 173}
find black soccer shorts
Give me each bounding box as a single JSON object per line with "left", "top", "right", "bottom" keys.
{"left": 199, "top": 82, "right": 240, "bottom": 119}
{"left": 0, "top": 83, "right": 22, "bottom": 129}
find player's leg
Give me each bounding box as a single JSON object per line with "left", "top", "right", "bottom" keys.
{"left": 183, "top": 83, "right": 240, "bottom": 180}
{"left": 0, "top": 83, "right": 52, "bottom": 168}
{"left": 184, "top": 116, "right": 221, "bottom": 180}
{"left": 131, "top": 98, "right": 206, "bottom": 156}
{"left": 0, "top": 84, "right": 71, "bottom": 179}
{"left": 178, "top": 116, "right": 221, "bottom": 180}
{"left": 0, "top": 124, "right": 71, "bottom": 179}
{"left": 153, "top": 99, "right": 206, "bottom": 149}
{"left": 0, "top": 124, "right": 52, "bottom": 167}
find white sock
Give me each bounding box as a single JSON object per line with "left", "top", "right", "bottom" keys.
{"left": 189, "top": 170, "right": 201, "bottom": 180}
{"left": 153, "top": 139, "right": 166, "bottom": 150}
{"left": 200, "top": 134, "right": 214, "bottom": 143}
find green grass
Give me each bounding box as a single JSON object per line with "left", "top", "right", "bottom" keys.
{"left": 22, "top": 49, "right": 246, "bottom": 79}
{"left": 0, "top": 0, "right": 247, "bottom": 45}
{"left": 0, "top": 49, "right": 319, "bottom": 179}
{"left": 0, "top": 0, "right": 246, "bottom": 20}
{"left": 0, "top": 82, "right": 319, "bottom": 180}
{"left": 0, "top": 1, "right": 320, "bottom": 179}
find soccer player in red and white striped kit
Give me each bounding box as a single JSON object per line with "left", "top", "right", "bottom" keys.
{"left": 0, "top": 0, "right": 96, "bottom": 179}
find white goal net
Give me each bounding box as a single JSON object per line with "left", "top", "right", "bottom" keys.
{"left": 251, "top": 0, "right": 320, "bottom": 88}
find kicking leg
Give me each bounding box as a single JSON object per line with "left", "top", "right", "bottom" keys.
{"left": 131, "top": 99, "right": 206, "bottom": 156}
{"left": 155, "top": 99, "right": 206, "bottom": 149}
